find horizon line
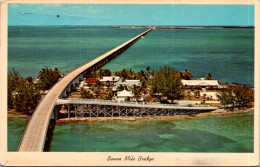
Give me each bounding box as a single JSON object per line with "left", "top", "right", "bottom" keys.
{"left": 8, "top": 25, "right": 255, "bottom": 27}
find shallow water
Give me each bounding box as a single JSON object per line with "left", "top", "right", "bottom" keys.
{"left": 7, "top": 111, "right": 254, "bottom": 152}
{"left": 49, "top": 110, "right": 253, "bottom": 152}
{"left": 7, "top": 117, "right": 28, "bottom": 151}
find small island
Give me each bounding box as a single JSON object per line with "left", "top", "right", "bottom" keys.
{"left": 8, "top": 65, "right": 254, "bottom": 122}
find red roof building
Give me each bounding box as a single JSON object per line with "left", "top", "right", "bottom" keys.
{"left": 86, "top": 78, "right": 97, "bottom": 83}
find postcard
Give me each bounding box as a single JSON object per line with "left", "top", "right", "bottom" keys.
{"left": 0, "top": 0, "right": 259, "bottom": 166}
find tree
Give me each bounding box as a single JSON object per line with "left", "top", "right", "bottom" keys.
{"left": 133, "top": 85, "right": 141, "bottom": 102}
{"left": 37, "top": 67, "right": 61, "bottom": 90}
{"left": 145, "top": 66, "right": 151, "bottom": 80}
{"left": 181, "top": 69, "right": 193, "bottom": 80}
{"left": 8, "top": 68, "right": 43, "bottom": 114}
{"left": 217, "top": 86, "right": 236, "bottom": 109}
{"left": 136, "top": 70, "right": 146, "bottom": 81}
{"left": 81, "top": 89, "right": 92, "bottom": 99}
{"left": 206, "top": 73, "right": 212, "bottom": 80}
{"left": 217, "top": 85, "right": 254, "bottom": 110}
{"left": 13, "top": 79, "right": 41, "bottom": 114}
{"left": 233, "top": 85, "right": 254, "bottom": 107}
{"left": 95, "top": 69, "right": 111, "bottom": 79}
{"left": 114, "top": 69, "right": 136, "bottom": 81}
{"left": 8, "top": 68, "right": 23, "bottom": 109}
{"left": 152, "top": 66, "right": 183, "bottom": 103}
{"left": 26, "top": 76, "right": 33, "bottom": 83}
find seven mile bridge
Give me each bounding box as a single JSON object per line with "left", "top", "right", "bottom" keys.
{"left": 18, "top": 29, "right": 152, "bottom": 152}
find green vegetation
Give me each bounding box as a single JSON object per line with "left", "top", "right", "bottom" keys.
{"left": 180, "top": 69, "right": 192, "bottom": 80}
{"left": 206, "top": 73, "right": 213, "bottom": 80}
{"left": 114, "top": 69, "right": 136, "bottom": 80}
{"left": 217, "top": 85, "right": 254, "bottom": 110}
{"left": 37, "top": 67, "right": 61, "bottom": 90}
{"left": 8, "top": 64, "right": 254, "bottom": 115}
{"left": 152, "top": 66, "right": 184, "bottom": 103}
{"left": 8, "top": 67, "right": 62, "bottom": 115}
{"left": 94, "top": 69, "right": 111, "bottom": 79}
{"left": 8, "top": 68, "right": 41, "bottom": 114}
{"left": 80, "top": 89, "right": 93, "bottom": 99}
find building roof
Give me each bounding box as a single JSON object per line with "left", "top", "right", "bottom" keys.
{"left": 100, "top": 76, "right": 120, "bottom": 82}
{"left": 86, "top": 78, "right": 97, "bottom": 83}
{"left": 120, "top": 80, "right": 140, "bottom": 86}
{"left": 117, "top": 90, "right": 134, "bottom": 97}
{"left": 181, "top": 79, "right": 219, "bottom": 86}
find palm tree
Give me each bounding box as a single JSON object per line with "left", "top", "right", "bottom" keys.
{"left": 206, "top": 73, "right": 212, "bottom": 80}
{"left": 133, "top": 86, "right": 140, "bottom": 102}
{"left": 181, "top": 69, "right": 192, "bottom": 80}
{"left": 95, "top": 69, "right": 102, "bottom": 79}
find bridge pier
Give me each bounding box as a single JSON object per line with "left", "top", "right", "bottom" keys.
{"left": 50, "top": 111, "right": 55, "bottom": 120}
{"left": 43, "top": 107, "right": 61, "bottom": 151}
{"left": 74, "top": 77, "right": 80, "bottom": 84}
{"left": 62, "top": 90, "right": 67, "bottom": 98}
{"left": 74, "top": 105, "right": 76, "bottom": 118}
{"left": 66, "top": 84, "right": 71, "bottom": 93}
{"left": 54, "top": 107, "right": 58, "bottom": 121}
{"left": 68, "top": 105, "right": 70, "bottom": 118}
{"left": 79, "top": 74, "right": 84, "bottom": 81}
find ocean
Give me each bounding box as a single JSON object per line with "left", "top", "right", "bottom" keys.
{"left": 7, "top": 26, "right": 254, "bottom": 152}
{"left": 8, "top": 26, "right": 145, "bottom": 77}
{"left": 103, "top": 27, "right": 254, "bottom": 86}
{"left": 8, "top": 26, "right": 254, "bottom": 85}
{"left": 8, "top": 110, "right": 254, "bottom": 152}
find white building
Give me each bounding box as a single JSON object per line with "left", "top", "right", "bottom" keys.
{"left": 114, "top": 90, "right": 134, "bottom": 102}
{"left": 99, "top": 76, "right": 120, "bottom": 82}
{"left": 79, "top": 81, "right": 89, "bottom": 89}
{"left": 112, "top": 79, "right": 141, "bottom": 91}
{"left": 120, "top": 80, "right": 140, "bottom": 87}
{"left": 181, "top": 78, "right": 219, "bottom": 89}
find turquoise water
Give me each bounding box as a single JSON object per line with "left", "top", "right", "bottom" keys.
{"left": 8, "top": 26, "right": 254, "bottom": 152}
{"left": 8, "top": 26, "right": 145, "bottom": 77}
{"left": 49, "top": 111, "right": 253, "bottom": 152}
{"left": 104, "top": 28, "right": 254, "bottom": 86}
{"left": 8, "top": 111, "right": 254, "bottom": 152}
{"left": 8, "top": 26, "right": 254, "bottom": 86}
{"left": 7, "top": 118, "right": 28, "bottom": 151}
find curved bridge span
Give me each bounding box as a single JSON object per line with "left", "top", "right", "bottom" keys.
{"left": 18, "top": 29, "right": 152, "bottom": 152}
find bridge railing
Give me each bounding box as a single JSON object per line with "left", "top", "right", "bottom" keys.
{"left": 58, "top": 98, "right": 208, "bottom": 108}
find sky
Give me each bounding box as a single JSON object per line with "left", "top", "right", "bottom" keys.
{"left": 8, "top": 4, "right": 254, "bottom": 26}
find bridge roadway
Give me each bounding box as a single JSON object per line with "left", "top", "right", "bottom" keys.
{"left": 18, "top": 29, "right": 152, "bottom": 152}
{"left": 56, "top": 98, "right": 218, "bottom": 111}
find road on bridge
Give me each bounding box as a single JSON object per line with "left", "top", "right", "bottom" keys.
{"left": 18, "top": 29, "right": 152, "bottom": 152}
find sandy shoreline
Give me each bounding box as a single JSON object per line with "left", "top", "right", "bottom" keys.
{"left": 8, "top": 110, "right": 31, "bottom": 118}
{"left": 8, "top": 107, "right": 253, "bottom": 123}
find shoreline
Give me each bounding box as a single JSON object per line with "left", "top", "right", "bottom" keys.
{"left": 8, "top": 110, "right": 31, "bottom": 118}
{"left": 8, "top": 107, "right": 253, "bottom": 123}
